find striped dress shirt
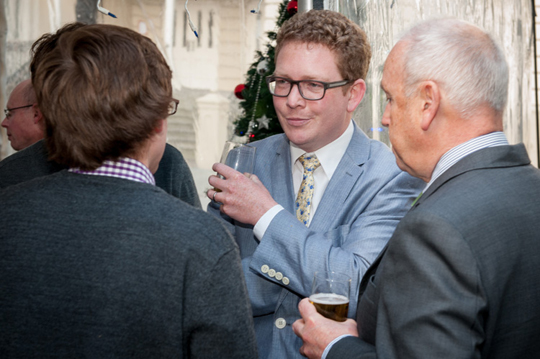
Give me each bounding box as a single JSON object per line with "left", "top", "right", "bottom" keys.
{"left": 424, "top": 131, "right": 508, "bottom": 192}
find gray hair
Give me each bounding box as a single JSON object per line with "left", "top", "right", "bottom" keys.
{"left": 399, "top": 18, "right": 508, "bottom": 118}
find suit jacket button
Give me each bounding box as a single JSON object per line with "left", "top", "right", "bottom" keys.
{"left": 282, "top": 277, "right": 290, "bottom": 285}
{"left": 275, "top": 318, "right": 286, "bottom": 329}
{"left": 275, "top": 272, "right": 283, "bottom": 280}
{"left": 268, "top": 269, "right": 276, "bottom": 277}
{"left": 261, "top": 265, "right": 269, "bottom": 273}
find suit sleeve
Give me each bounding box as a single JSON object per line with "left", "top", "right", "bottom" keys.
{"left": 327, "top": 336, "right": 377, "bottom": 359}
{"left": 184, "top": 245, "right": 258, "bottom": 359}
{"left": 154, "top": 144, "right": 202, "bottom": 209}
{"left": 248, "top": 170, "right": 421, "bottom": 317}
{"left": 328, "top": 212, "right": 486, "bottom": 358}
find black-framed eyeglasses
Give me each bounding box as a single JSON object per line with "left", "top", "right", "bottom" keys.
{"left": 4, "top": 104, "right": 34, "bottom": 118}
{"left": 266, "top": 76, "right": 352, "bottom": 101}
{"left": 168, "top": 99, "right": 179, "bottom": 116}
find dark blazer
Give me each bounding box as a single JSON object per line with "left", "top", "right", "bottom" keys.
{"left": 0, "top": 171, "right": 257, "bottom": 358}
{"left": 329, "top": 144, "right": 540, "bottom": 359}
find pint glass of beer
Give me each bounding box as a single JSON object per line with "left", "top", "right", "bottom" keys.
{"left": 309, "top": 271, "right": 351, "bottom": 322}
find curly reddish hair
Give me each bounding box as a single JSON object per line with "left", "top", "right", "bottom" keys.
{"left": 276, "top": 10, "right": 371, "bottom": 81}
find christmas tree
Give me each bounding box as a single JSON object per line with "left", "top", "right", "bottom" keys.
{"left": 233, "top": 0, "right": 298, "bottom": 142}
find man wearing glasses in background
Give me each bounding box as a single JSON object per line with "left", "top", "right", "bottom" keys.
{"left": 0, "top": 23, "right": 201, "bottom": 208}
{"left": 207, "top": 10, "right": 423, "bottom": 359}
{"left": 2, "top": 79, "right": 43, "bottom": 151}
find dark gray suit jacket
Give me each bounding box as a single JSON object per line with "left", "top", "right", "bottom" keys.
{"left": 329, "top": 144, "right": 540, "bottom": 359}
{"left": 0, "top": 171, "right": 257, "bottom": 358}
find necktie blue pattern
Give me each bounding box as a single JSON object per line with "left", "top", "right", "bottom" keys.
{"left": 295, "top": 154, "right": 321, "bottom": 226}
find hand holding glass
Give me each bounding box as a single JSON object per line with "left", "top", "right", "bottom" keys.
{"left": 309, "top": 271, "right": 351, "bottom": 322}
{"left": 220, "top": 141, "right": 256, "bottom": 173}
{"left": 214, "top": 141, "right": 256, "bottom": 192}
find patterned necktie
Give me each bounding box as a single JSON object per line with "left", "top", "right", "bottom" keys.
{"left": 295, "top": 154, "right": 321, "bottom": 226}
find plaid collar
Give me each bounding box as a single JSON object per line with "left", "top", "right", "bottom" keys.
{"left": 68, "top": 157, "right": 155, "bottom": 185}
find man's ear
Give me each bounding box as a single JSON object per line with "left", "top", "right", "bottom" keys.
{"left": 419, "top": 81, "right": 440, "bottom": 131}
{"left": 154, "top": 119, "right": 166, "bottom": 134}
{"left": 347, "top": 79, "right": 367, "bottom": 113}
{"left": 33, "top": 105, "right": 43, "bottom": 124}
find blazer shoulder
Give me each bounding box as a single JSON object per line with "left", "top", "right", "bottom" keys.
{"left": 346, "top": 126, "right": 396, "bottom": 167}
{"left": 250, "top": 133, "right": 289, "bottom": 156}
{"left": 250, "top": 133, "right": 287, "bottom": 147}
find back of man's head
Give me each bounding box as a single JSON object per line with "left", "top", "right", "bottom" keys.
{"left": 32, "top": 24, "right": 172, "bottom": 170}
{"left": 30, "top": 22, "right": 88, "bottom": 85}
{"left": 275, "top": 10, "right": 371, "bottom": 82}
{"left": 399, "top": 18, "right": 508, "bottom": 119}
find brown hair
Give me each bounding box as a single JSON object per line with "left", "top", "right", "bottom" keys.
{"left": 275, "top": 10, "right": 371, "bottom": 81}
{"left": 32, "top": 24, "right": 172, "bottom": 170}
{"left": 30, "top": 22, "right": 88, "bottom": 85}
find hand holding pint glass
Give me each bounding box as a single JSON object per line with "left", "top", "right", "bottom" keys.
{"left": 309, "top": 271, "right": 351, "bottom": 322}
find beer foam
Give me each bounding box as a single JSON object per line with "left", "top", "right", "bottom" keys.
{"left": 309, "top": 293, "right": 349, "bottom": 305}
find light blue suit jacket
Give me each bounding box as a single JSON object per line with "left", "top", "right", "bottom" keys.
{"left": 208, "top": 124, "right": 423, "bottom": 359}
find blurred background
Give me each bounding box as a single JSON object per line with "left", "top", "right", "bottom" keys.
{"left": 1, "top": 0, "right": 538, "bottom": 208}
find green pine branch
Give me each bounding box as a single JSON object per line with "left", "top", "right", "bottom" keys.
{"left": 234, "top": 0, "right": 295, "bottom": 142}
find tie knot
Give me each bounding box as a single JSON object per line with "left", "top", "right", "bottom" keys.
{"left": 299, "top": 154, "right": 321, "bottom": 172}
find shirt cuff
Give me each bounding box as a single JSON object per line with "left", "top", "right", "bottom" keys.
{"left": 321, "top": 334, "right": 354, "bottom": 359}
{"left": 253, "top": 204, "right": 284, "bottom": 240}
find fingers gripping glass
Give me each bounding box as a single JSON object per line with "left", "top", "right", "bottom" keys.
{"left": 266, "top": 76, "right": 352, "bottom": 101}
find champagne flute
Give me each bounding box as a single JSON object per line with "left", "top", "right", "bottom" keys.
{"left": 309, "top": 271, "right": 351, "bottom": 322}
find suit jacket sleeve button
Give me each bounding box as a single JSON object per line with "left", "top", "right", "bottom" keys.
{"left": 261, "top": 265, "right": 269, "bottom": 273}
{"left": 275, "top": 318, "right": 286, "bottom": 329}
{"left": 275, "top": 272, "right": 283, "bottom": 280}
{"left": 268, "top": 269, "right": 276, "bottom": 277}
{"left": 282, "top": 277, "right": 289, "bottom": 285}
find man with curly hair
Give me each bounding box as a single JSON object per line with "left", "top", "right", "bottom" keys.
{"left": 207, "top": 10, "right": 423, "bottom": 359}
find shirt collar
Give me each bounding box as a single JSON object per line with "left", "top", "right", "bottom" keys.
{"left": 424, "top": 131, "right": 508, "bottom": 192}
{"left": 68, "top": 157, "right": 155, "bottom": 185}
{"left": 290, "top": 120, "right": 354, "bottom": 179}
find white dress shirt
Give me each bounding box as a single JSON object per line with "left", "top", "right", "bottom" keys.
{"left": 253, "top": 121, "right": 355, "bottom": 240}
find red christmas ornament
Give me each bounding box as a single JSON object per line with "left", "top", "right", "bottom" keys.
{"left": 234, "top": 84, "right": 246, "bottom": 99}
{"left": 287, "top": 1, "right": 298, "bottom": 16}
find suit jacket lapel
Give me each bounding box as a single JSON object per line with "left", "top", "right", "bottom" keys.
{"left": 267, "top": 136, "right": 296, "bottom": 213}
{"left": 310, "top": 125, "right": 370, "bottom": 231}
